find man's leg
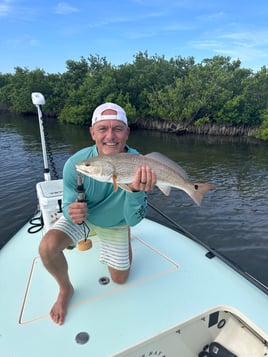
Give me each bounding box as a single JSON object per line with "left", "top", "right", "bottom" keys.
{"left": 108, "top": 228, "right": 132, "bottom": 284}
{"left": 39, "top": 229, "right": 74, "bottom": 325}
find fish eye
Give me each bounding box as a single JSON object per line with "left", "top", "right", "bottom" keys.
{"left": 85, "top": 163, "right": 90, "bottom": 167}
{"left": 194, "top": 184, "right": 199, "bottom": 190}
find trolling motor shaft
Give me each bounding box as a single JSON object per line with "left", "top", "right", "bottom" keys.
{"left": 31, "top": 92, "right": 51, "bottom": 181}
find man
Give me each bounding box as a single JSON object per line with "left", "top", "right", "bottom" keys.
{"left": 39, "top": 102, "right": 156, "bottom": 325}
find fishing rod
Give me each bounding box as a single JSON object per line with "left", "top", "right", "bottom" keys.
{"left": 148, "top": 200, "right": 268, "bottom": 296}
{"left": 148, "top": 201, "right": 196, "bottom": 240}
{"left": 31, "top": 92, "right": 51, "bottom": 181}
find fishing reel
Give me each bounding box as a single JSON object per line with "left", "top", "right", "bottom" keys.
{"left": 76, "top": 172, "right": 92, "bottom": 251}
{"left": 76, "top": 172, "right": 86, "bottom": 202}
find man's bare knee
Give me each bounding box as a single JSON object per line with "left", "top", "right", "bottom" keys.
{"left": 109, "top": 267, "right": 130, "bottom": 284}
{"left": 39, "top": 229, "right": 73, "bottom": 259}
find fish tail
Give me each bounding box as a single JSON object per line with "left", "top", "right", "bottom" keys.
{"left": 189, "top": 183, "right": 215, "bottom": 206}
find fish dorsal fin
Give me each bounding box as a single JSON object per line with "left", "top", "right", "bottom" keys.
{"left": 145, "top": 152, "right": 188, "bottom": 179}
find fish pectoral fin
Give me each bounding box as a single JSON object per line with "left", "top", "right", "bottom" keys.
{"left": 117, "top": 183, "right": 133, "bottom": 192}
{"left": 112, "top": 175, "right": 118, "bottom": 192}
{"left": 157, "top": 184, "right": 171, "bottom": 196}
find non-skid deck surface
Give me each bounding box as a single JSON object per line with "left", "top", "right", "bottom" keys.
{"left": 19, "top": 234, "right": 179, "bottom": 324}
{"left": 1, "top": 218, "right": 267, "bottom": 357}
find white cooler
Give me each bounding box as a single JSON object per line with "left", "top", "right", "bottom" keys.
{"left": 36, "top": 179, "right": 63, "bottom": 232}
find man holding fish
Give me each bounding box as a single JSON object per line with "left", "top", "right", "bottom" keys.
{"left": 39, "top": 103, "right": 157, "bottom": 325}
{"left": 39, "top": 102, "right": 213, "bottom": 325}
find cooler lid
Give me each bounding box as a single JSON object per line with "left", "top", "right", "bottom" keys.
{"left": 36, "top": 179, "right": 63, "bottom": 198}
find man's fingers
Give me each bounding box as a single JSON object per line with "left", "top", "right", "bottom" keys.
{"left": 128, "top": 166, "right": 157, "bottom": 192}
{"left": 138, "top": 166, "right": 156, "bottom": 191}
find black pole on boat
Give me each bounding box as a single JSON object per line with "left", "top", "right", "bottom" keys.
{"left": 31, "top": 92, "right": 51, "bottom": 181}
{"left": 148, "top": 200, "right": 268, "bottom": 295}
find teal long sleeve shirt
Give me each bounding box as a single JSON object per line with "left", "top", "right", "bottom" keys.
{"left": 62, "top": 145, "right": 148, "bottom": 228}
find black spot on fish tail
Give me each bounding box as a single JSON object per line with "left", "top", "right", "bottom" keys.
{"left": 190, "top": 182, "right": 214, "bottom": 206}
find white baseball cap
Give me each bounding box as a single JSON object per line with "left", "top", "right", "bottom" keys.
{"left": 91, "top": 102, "right": 128, "bottom": 126}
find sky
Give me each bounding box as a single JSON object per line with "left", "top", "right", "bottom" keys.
{"left": 1, "top": 0, "right": 268, "bottom": 74}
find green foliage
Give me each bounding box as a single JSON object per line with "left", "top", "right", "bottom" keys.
{"left": 59, "top": 104, "right": 89, "bottom": 125}
{"left": 252, "top": 109, "right": 268, "bottom": 140}
{"left": 195, "top": 116, "right": 210, "bottom": 126}
{"left": 1, "top": 53, "right": 268, "bottom": 139}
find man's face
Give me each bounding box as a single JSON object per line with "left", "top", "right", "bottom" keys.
{"left": 90, "top": 119, "right": 130, "bottom": 155}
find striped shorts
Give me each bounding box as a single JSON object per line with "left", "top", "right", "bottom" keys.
{"left": 52, "top": 216, "right": 130, "bottom": 271}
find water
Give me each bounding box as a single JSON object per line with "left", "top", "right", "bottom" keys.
{"left": 1, "top": 114, "right": 268, "bottom": 287}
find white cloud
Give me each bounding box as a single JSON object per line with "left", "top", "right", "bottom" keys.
{"left": 189, "top": 29, "right": 268, "bottom": 69}
{"left": 55, "top": 2, "right": 79, "bottom": 15}
{"left": 0, "top": 0, "right": 12, "bottom": 16}
{"left": 7, "top": 35, "right": 39, "bottom": 48}
{"left": 162, "top": 23, "right": 194, "bottom": 31}
{"left": 220, "top": 29, "right": 268, "bottom": 46}
{"left": 126, "top": 30, "right": 157, "bottom": 40}
{"left": 190, "top": 39, "right": 222, "bottom": 49}
{"left": 197, "top": 11, "right": 225, "bottom": 22}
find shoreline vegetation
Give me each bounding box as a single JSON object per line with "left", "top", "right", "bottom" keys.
{"left": 1, "top": 52, "right": 268, "bottom": 140}
{"left": 132, "top": 119, "right": 258, "bottom": 137}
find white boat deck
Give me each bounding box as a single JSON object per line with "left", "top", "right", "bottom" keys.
{"left": 0, "top": 218, "right": 267, "bottom": 356}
